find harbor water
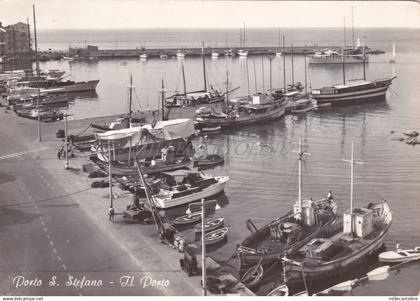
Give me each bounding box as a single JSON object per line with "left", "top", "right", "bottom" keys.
{"left": 37, "top": 28, "right": 420, "bottom": 295}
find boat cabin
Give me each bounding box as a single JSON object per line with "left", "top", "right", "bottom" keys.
{"left": 343, "top": 207, "right": 374, "bottom": 239}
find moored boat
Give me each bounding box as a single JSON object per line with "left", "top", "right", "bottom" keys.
{"left": 173, "top": 212, "right": 202, "bottom": 226}
{"left": 152, "top": 170, "right": 229, "bottom": 209}
{"left": 379, "top": 246, "right": 420, "bottom": 263}
{"left": 193, "top": 154, "right": 224, "bottom": 168}
{"left": 267, "top": 284, "right": 289, "bottom": 296}
{"left": 281, "top": 143, "right": 393, "bottom": 286}
{"left": 237, "top": 138, "right": 338, "bottom": 267}
{"left": 241, "top": 264, "right": 264, "bottom": 288}
{"left": 194, "top": 217, "right": 224, "bottom": 233}
{"left": 41, "top": 79, "right": 99, "bottom": 94}
{"left": 205, "top": 226, "right": 228, "bottom": 246}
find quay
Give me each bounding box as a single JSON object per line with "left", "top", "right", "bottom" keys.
{"left": 0, "top": 108, "right": 254, "bottom": 296}
{"left": 1, "top": 44, "right": 385, "bottom": 63}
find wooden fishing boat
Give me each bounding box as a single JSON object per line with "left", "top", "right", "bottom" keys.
{"left": 281, "top": 144, "right": 393, "bottom": 285}
{"left": 205, "top": 227, "right": 228, "bottom": 246}
{"left": 194, "top": 217, "right": 224, "bottom": 233}
{"left": 193, "top": 155, "right": 224, "bottom": 168}
{"left": 267, "top": 284, "right": 289, "bottom": 296}
{"left": 91, "top": 155, "right": 192, "bottom": 176}
{"left": 237, "top": 138, "right": 338, "bottom": 267}
{"left": 379, "top": 246, "right": 420, "bottom": 263}
{"left": 173, "top": 212, "right": 202, "bottom": 226}
{"left": 241, "top": 265, "right": 264, "bottom": 288}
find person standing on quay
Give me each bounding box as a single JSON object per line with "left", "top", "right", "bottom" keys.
{"left": 108, "top": 206, "right": 115, "bottom": 222}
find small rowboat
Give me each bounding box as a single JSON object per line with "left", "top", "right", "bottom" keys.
{"left": 205, "top": 227, "right": 228, "bottom": 246}
{"left": 379, "top": 246, "right": 420, "bottom": 263}
{"left": 193, "top": 155, "right": 225, "bottom": 168}
{"left": 366, "top": 265, "right": 390, "bottom": 281}
{"left": 194, "top": 217, "right": 224, "bottom": 234}
{"left": 201, "top": 126, "right": 221, "bottom": 132}
{"left": 172, "top": 212, "right": 202, "bottom": 226}
{"left": 267, "top": 284, "right": 289, "bottom": 296}
{"left": 241, "top": 264, "right": 264, "bottom": 288}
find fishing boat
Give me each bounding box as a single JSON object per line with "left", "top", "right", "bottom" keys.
{"left": 165, "top": 43, "right": 231, "bottom": 108}
{"left": 290, "top": 98, "right": 313, "bottom": 114}
{"left": 284, "top": 91, "right": 311, "bottom": 114}
{"left": 311, "top": 26, "right": 395, "bottom": 106}
{"left": 40, "top": 79, "right": 99, "bottom": 94}
{"left": 241, "top": 265, "right": 264, "bottom": 288}
{"left": 205, "top": 227, "right": 228, "bottom": 246}
{"left": 152, "top": 170, "right": 229, "bottom": 209}
{"left": 193, "top": 154, "right": 224, "bottom": 168}
{"left": 237, "top": 138, "right": 338, "bottom": 267}
{"left": 281, "top": 143, "right": 393, "bottom": 285}
{"left": 267, "top": 284, "right": 289, "bottom": 296}
{"left": 389, "top": 43, "right": 396, "bottom": 63}
{"left": 173, "top": 212, "right": 202, "bottom": 226}
{"left": 379, "top": 246, "right": 420, "bottom": 263}
{"left": 90, "top": 155, "right": 192, "bottom": 176}
{"left": 194, "top": 217, "right": 224, "bottom": 233}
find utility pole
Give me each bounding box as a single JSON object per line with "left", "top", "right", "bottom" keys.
{"left": 64, "top": 114, "right": 72, "bottom": 169}
{"left": 37, "top": 88, "right": 41, "bottom": 141}
{"left": 201, "top": 198, "right": 207, "bottom": 296}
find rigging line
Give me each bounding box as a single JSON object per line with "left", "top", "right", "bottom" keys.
{"left": 133, "top": 89, "right": 143, "bottom": 111}
{"left": 71, "top": 123, "right": 92, "bottom": 137}
{"left": 354, "top": 165, "right": 386, "bottom": 200}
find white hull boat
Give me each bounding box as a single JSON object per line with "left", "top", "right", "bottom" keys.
{"left": 379, "top": 246, "right": 420, "bottom": 263}
{"left": 152, "top": 176, "right": 229, "bottom": 209}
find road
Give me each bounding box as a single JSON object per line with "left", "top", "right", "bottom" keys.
{"left": 0, "top": 112, "right": 199, "bottom": 296}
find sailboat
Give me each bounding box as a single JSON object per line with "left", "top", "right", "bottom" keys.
{"left": 195, "top": 62, "right": 287, "bottom": 129}
{"left": 237, "top": 138, "right": 338, "bottom": 267}
{"left": 311, "top": 21, "right": 396, "bottom": 106}
{"left": 276, "top": 29, "right": 282, "bottom": 57}
{"left": 281, "top": 143, "right": 392, "bottom": 287}
{"left": 165, "top": 42, "right": 229, "bottom": 108}
{"left": 238, "top": 23, "right": 248, "bottom": 57}
{"left": 389, "top": 43, "right": 396, "bottom": 63}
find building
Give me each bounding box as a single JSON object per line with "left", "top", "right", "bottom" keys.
{"left": 0, "top": 21, "right": 31, "bottom": 58}
{"left": 0, "top": 27, "right": 6, "bottom": 57}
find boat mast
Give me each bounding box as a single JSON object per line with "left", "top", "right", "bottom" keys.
{"left": 342, "top": 17, "right": 347, "bottom": 85}
{"left": 129, "top": 74, "right": 133, "bottom": 125}
{"left": 225, "top": 70, "right": 229, "bottom": 108}
{"left": 181, "top": 62, "right": 187, "bottom": 96}
{"left": 246, "top": 59, "right": 251, "bottom": 97}
{"left": 392, "top": 43, "right": 396, "bottom": 60}
{"left": 351, "top": 6, "right": 355, "bottom": 49}
{"left": 291, "top": 43, "right": 294, "bottom": 86}
{"left": 261, "top": 56, "right": 265, "bottom": 95}
{"left": 253, "top": 59, "right": 258, "bottom": 94}
{"left": 304, "top": 54, "right": 307, "bottom": 95}
{"left": 362, "top": 37, "right": 366, "bottom": 81}
{"left": 201, "top": 41, "right": 207, "bottom": 92}
{"left": 294, "top": 137, "right": 310, "bottom": 219}
{"left": 32, "top": 4, "right": 39, "bottom": 76}
{"left": 342, "top": 142, "right": 364, "bottom": 236}
{"left": 161, "top": 77, "right": 166, "bottom": 121}
{"left": 269, "top": 56, "right": 273, "bottom": 101}
{"left": 243, "top": 21, "right": 246, "bottom": 49}
{"left": 282, "top": 36, "right": 286, "bottom": 91}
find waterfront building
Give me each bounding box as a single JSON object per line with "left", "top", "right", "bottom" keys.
{"left": 0, "top": 21, "right": 31, "bottom": 58}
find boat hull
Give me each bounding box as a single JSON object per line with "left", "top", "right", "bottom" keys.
{"left": 43, "top": 80, "right": 99, "bottom": 94}
{"left": 311, "top": 79, "right": 394, "bottom": 106}
{"left": 153, "top": 176, "right": 229, "bottom": 209}
{"left": 309, "top": 56, "right": 368, "bottom": 64}
{"left": 195, "top": 102, "right": 286, "bottom": 129}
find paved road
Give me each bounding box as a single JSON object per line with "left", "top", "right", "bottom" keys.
{"left": 0, "top": 113, "right": 199, "bottom": 296}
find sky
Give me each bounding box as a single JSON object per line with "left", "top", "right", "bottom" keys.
{"left": 0, "top": 0, "right": 419, "bottom": 29}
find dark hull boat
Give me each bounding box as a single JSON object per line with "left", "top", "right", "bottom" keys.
{"left": 282, "top": 201, "right": 392, "bottom": 285}
{"left": 195, "top": 100, "right": 287, "bottom": 129}
{"left": 237, "top": 138, "right": 338, "bottom": 267}
{"left": 90, "top": 155, "right": 192, "bottom": 176}
{"left": 193, "top": 154, "right": 224, "bottom": 168}
{"left": 281, "top": 144, "right": 392, "bottom": 288}
{"left": 311, "top": 77, "right": 396, "bottom": 106}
